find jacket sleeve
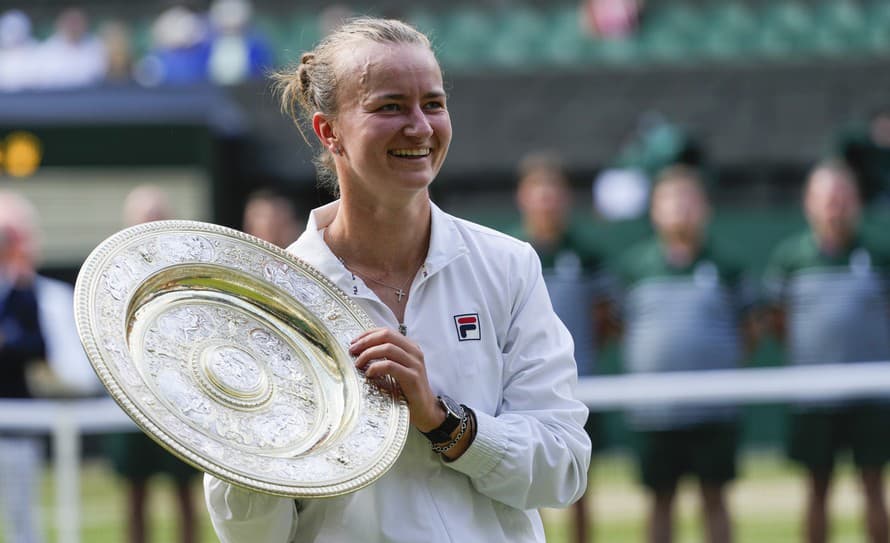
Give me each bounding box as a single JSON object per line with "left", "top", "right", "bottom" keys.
{"left": 445, "top": 244, "right": 592, "bottom": 510}
{"left": 204, "top": 474, "right": 299, "bottom": 543}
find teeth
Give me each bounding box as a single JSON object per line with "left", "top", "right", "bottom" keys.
{"left": 390, "top": 148, "right": 431, "bottom": 157}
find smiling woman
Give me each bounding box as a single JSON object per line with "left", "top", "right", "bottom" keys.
{"left": 204, "top": 17, "right": 591, "bottom": 543}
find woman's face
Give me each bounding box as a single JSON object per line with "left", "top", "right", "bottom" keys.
{"left": 327, "top": 41, "right": 452, "bottom": 197}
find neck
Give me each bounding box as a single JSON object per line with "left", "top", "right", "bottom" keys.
{"left": 326, "top": 192, "right": 432, "bottom": 274}
{"left": 815, "top": 230, "right": 854, "bottom": 256}
{"left": 659, "top": 234, "right": 702, "bottom": 267}
{"left": 523, "top": 218, "right": 565, "bottom": 246}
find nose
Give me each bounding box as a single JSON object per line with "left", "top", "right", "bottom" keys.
{"left": 403, "top": 104, "right": 433, "bottom": 139}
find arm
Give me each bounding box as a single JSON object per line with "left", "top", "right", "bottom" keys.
{"left": 203, "top": 474, "right": 299, "bottom": 543}
{"left": 444, "top": 246, "right": 592, "bottom": 510}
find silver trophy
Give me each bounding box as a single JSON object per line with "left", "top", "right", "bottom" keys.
{"left": 74, "top": 221, "right": 409, "bottom": 497}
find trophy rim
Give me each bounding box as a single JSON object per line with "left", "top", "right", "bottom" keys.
{"left": 74, "top": 220, "right": 410, "bottom": 498}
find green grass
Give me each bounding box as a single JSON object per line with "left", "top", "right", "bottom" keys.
{"left": 544, "top": 451, "right": 881, "bottom": 543}
{"left": 8, "top": 452, "right": 884, "bottom": 542}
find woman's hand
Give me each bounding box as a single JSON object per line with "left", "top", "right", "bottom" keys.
{"left": 349, "top": 327, "right": 445, "bottom": 432}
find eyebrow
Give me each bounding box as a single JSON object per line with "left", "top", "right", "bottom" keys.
{"left": 372, "top": 91, "right": 447, "bottom": 101}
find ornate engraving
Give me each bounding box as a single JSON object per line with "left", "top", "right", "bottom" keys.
{"left": 75, "top": 221, "right": 409, "bottom": 498}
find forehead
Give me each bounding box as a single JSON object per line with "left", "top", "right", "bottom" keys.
{"left": 338, "top": 41, "right": 442, "bottom": 98}
{"left": 807, "top": 169, "right": 857, "bottom": 199}
{"left": 653, "top": 178, "right": 704, "bottom": 202}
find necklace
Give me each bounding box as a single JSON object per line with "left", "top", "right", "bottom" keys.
{"left": 339, "top": 257, "right": 412, "bottom": 302}
{"left": 323, "top": 227, "right": 418, "bottom": 303}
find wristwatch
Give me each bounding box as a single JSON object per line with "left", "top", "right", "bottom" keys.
{"left": 421, "top": 395, "right": 465, "bottom": 444}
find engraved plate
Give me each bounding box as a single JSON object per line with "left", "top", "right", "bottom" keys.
{"left": 74, "top": 221, "right": 409, "bottom": 498}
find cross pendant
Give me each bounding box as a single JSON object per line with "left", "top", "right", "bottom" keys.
{"left": 395, "top": 288, "right": 406, "bottom": 302}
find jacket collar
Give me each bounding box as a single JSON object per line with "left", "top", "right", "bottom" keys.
{"left": 288, "top": 199, "right": 468, "bottom": 290}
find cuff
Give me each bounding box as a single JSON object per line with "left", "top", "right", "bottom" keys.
{"left": 443, "top": 408, "right": 508, "bottom": 479}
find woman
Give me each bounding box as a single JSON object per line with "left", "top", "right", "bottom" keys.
{"left": 204, "top": 17, "right": 591, "bottom": 543}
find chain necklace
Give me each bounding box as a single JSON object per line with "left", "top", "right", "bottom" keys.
{"left": 338, "top": 257, "right": 412, "bottom": 302}
{"left": 324, "top": 227, "right": 420, "bottom": 303}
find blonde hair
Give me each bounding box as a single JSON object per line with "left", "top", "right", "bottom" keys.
{"left": 271, "top": 17, "right": 434, "bottom": 195}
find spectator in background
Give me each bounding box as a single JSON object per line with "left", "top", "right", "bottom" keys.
{"left": 509, "top": 151, "right": 613, "bottom": 543}
{"left": 106, "top": 185, "right": 199, "bottom": 543}
{"left": 0, "top": 10, "right": 40, "bottom": 92}
{"left": 833, "top": 106, "right": 890, "bottom": 207}
{"left": 765, "top": 161, "right": 890, "bottom": 543}
{"left": 582, "top": 0, "right": 645, "bottom": 40}
{"left": 36, "top": 7, "right": 107, "bottom": 89}
{"left": 242, "top": 188, "right": 302, "bottom": 248}
{"left": 207, "top": 0, "right": 272, "bottom": 85}
{"left": 0, "top": 191, "right": 99, "bottom": 543}
{"left": 615, "top": 166, "right": 755, "bottom": 543}
{"left": 100, "top": 20, "right": 134, "bottom": 83}
{"left": 136, "top": 5, "right": 209, "bottom": 87}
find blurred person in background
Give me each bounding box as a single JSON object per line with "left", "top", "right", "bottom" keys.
{"left": 581, "top": 0, "right": 645, "bottom": 40}
{"left": 106, "top": 185, "right": 199, "bottom": 543}
{"left": 36, "top": 7, "right": 107, "bottom": 89}
{"left": 0, "top": 190, "right": 99, "bottom": 543}
{"left": 615, "top": 166, "right": 756, "bottom": 543}
{"left": 100, "top": 20, "right": 134, "bottom": 83}
{"left": 510, "top": 151, "right": 613, "bottom": 543}
{"left": 242, "top": 188, "right": 302, "bottom": 248}
{"left": 765, "top": 161, "right": 890, "bottom": 543}
{"left": 207, "top": 0, "right": 273, "bottom": 86}
{"left": 135, "top": 5, "right": 210, "bottom": 87}
{"left": 833, "top": 106, "right": 890, "bottom": 207}
{"left": 0, "top": 10, "right": 39, "bottom": 92}
{"left": 205, "top": 17, "right": 591, "bottom": 542}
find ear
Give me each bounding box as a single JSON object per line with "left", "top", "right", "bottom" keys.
{"left": 312, "top": 112, "right": 339, "bottom": 154}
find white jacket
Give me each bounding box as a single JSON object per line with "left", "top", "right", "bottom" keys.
{"left": 205, "top": 201, "right": 591, "bottom": 543}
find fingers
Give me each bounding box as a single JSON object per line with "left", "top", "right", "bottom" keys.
{"left": 350, "top": 327, "right": 423, "bottom": 359}
{"left": 351, "top": 342, "right": 413, "bottom": 373}
{"left": 349, "top": 327, "right": 442, "bottom": 429}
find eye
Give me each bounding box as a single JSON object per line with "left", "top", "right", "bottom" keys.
{"left": 424, "top": 101, "right": 445, "bottom": 111}
{"left": 378, "top": 103, "right": 400, "bottom": 112}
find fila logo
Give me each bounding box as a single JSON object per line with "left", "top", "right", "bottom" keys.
{"left": 454, "top": 313, "right": 481, "bottom": 341}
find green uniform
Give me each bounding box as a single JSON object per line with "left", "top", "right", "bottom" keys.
{"left": 106, "top": 432, "right": 196, "bottom": 483}
{"left": 765, "top": 230, "right": 890, "bottom": 471}
{"left": 616, "top": 237, "right": 751, "bottom": 490}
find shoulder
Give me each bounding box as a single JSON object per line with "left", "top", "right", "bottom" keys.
{"left": 449, "top": 214, "right": 536, "bottom": 261}
{"left": 767, "top": 230, "right": 812, "bottom": 270}
{"left": 861, "top": 232, "right": 890, "bottom": 268}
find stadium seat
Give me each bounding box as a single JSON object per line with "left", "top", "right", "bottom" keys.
{"left": 636, "top": 2, "right": 702, "bottom": 63}
{"left": 756, "top": 1, "right": 815, "bottom": 59}
{"left": 812, "top": 0, "right": 869, "bottom": 56}
{"left": 437, "top": 8, "right": 496, "bottom": 69}
{"left": 268, "top": 13, "right": 321, "bottom": 66}
{"left": 542, "top": 5, "right": 593, "bottom": 66}
{"left": 698, "top": 2, "right": 759, "bottom": 61}
{"left": 488, "top": 7, "right": 549, "bottom": 68}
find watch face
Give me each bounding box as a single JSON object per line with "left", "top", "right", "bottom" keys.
{"left": 440, "top": 395, "right": 463, "bottom": 418}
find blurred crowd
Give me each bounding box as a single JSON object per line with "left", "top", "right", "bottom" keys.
{"left": 0, "top": 0, "right": 273, "bottom": 92}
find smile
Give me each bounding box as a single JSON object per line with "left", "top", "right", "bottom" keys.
{"left": 389, "top": 148, "right": 431, "bottom": 158}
